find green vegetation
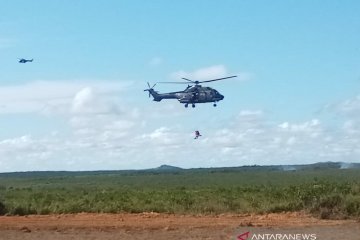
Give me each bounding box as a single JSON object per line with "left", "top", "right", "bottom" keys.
{"left": 0, "top": 166, "right": 360, "bottom": 219}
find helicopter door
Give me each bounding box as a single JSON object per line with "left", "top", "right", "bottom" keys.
{"left": 199, "top": 92, "right": 207, "bottom": 102}
{"left": 205, "top": 90, "right": 212, "bottom": 102}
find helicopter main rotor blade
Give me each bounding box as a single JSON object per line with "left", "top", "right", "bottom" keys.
{"left": 198, "top": 75, "right": 237, "bottom": 83}
{"left": 157, "top": 82, "right": 190, "bottom": 84}
{"left": 146, "top": 82, "right": 157, "bottom": 88}
{"left": 181, "top": 78, "right": 195, "bottom": 83}
{"left": 157, "top": 75, "right": 237, "bottom": 85}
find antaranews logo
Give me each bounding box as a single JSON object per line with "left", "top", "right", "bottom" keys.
{"left": 237, "top": 231, "right": 317, "bottom": 240}
{"left": 237, "top": 231, "right": 250, "bottom": 240}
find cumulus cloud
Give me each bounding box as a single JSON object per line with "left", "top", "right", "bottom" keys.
{"left": 1, "top": 78, "right": 360, "bottom": 171}
{"left": 72, "top": 87, "right": 95, "bottom": 113}
{"left": 326, "top": 94, "right": 360, "bottom": 141}
{"left": 342, "top": 119, "right": 360, "bottom": 135}
{"left": 336, "top": 95, "right": 360, "bottom": 117}
{"left": 140, "top": 127, "right": 185, "bottom": 146}
{"left": 278, "top": 119, "right": 321, "bottom": 133}
{"left": 1, "top": 105, "right": 360, "bottom": 171}
{"left": 0, "top": 80, "right": 130, "bottom": 114}
{"left": 71, "top": 87, "right": 122, "bottom": 115}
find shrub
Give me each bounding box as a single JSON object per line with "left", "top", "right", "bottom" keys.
{"left": 0, "top": 201, "right": 6, "bottom": 215}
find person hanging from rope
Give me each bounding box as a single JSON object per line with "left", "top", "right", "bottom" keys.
{"left": 194, "top": 130, "right": 202, "bottom": 139}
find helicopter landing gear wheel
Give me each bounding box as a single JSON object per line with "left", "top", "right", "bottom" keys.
{"left": 213, "top": 103, "right": 217, "bottom": 107}
{"left": 185, "top": 103, "right": 188, "bottom": 108}
{"left": 192, "top": 104, "right": 195, "bottom": 108}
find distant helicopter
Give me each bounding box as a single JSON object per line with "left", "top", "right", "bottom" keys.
{"left": 144, "top": 75, "right": 237, "bottom": 108}
{"left": 18, "top": 58, "right": 33, "bottom": 63}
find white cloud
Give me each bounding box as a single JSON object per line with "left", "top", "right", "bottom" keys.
{"left": 1, "top": 107, "right": 360, "bottom": 171}
{"left": 71, "top": 87, "right": 122, "bottom": 115}
{"left": 337, "top": 95, "right": 360, "bottom": 116}
{"left": 0, "top": 80, "right": 130, "bottom": 114}
{"left": 278, "top": 119, "right": 321, "bottom": 133}
{"left": 343, "top": 120, "right": 360, "bottom": 135}
{"left": 71, "top": 87, "right": 95, "bottom": 113}
{"left": 1, "top": 81, "right": 360, "bottom": 171}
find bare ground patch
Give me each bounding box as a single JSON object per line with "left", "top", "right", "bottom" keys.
{"left": 0, "top": 212, "right": 359, "bottom": 239}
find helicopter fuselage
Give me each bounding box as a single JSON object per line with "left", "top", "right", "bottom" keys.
{"left": 144, "top": 75, "right": 235, "bottom": 108}
{"left": 147, "top": 85, "right": 224, "bottom": 107}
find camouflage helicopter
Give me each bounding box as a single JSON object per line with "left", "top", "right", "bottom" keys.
{"left": 144, "top": 75, "right": 237, "bottom": 108}
{"left": 18, "top": 58, "right": 33, "bottom": 63}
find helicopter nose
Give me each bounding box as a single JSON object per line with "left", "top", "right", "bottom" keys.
{"left": 219, "top": 94, "right": 224, "bottom": 100}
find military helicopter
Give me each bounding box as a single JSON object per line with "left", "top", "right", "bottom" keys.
{"left": 18, "top": 58, "right": 33, "bottom": 63}
{"left": 144, "top": 75, "right": 237, "bottom": 108}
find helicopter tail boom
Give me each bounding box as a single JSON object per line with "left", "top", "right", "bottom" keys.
{"left": 144, "top": 82, "right": 179, "bottom": 102}
{"left": 144, "top": 82, "right": 163, "bottom": 101}
{"left": 144, "top": 88, "right": 162, "bottom": 101}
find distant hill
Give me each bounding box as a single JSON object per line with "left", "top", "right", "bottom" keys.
{"left": 153, "top": 165, "right": 183, "bottom": 171}
{"left": 280, "top": 162, "right": 360, "bottom": 171}
{"left": 0, "top": 162, "right": 359, "bottom": 177}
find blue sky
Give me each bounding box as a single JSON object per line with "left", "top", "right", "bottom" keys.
{"left": 0, "top": 1, "right": 360, "bottom": 172}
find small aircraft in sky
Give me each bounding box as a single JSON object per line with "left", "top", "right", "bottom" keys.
{"left": 18, "top": 58, "right": 33, "bottom": 63}
{"left": 144, "top": 75, "right": 237, "bottom": 108}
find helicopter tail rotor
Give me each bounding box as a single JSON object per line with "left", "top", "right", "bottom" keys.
{"left": 144, "top": 82, "right": 157, "bottom": 98}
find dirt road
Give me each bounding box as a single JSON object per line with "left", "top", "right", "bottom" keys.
{"left": 0, "top": 212, "right": 359, "bottom": 240}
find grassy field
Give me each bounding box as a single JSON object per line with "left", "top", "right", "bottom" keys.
{"left": 1, "top": 165, "right": 360, "bottom": 219}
